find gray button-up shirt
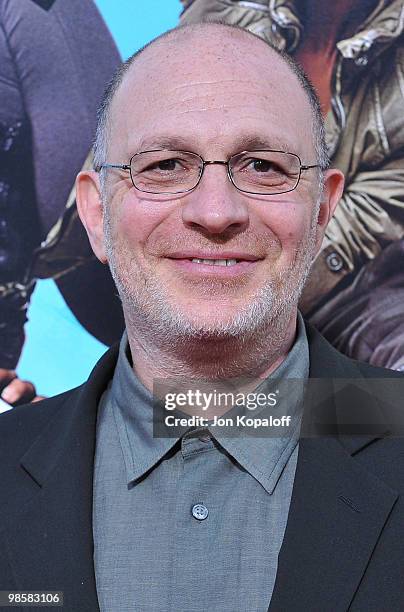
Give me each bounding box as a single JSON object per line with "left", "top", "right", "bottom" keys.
{"left": 93, "top": 313, "right": 309, "bottom": 612}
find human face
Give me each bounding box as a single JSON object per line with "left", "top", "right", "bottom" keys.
{"left": 83, "top": 30, "right": 340, "bottom": 341}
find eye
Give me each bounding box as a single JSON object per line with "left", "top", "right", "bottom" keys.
{"left": 142, "top": 157, "right": 191, "bottom": 174}
{"left": 235, "top": 155, "right": 285, "bottom": 175}
{"left": 153, "top": 159, "right": 179, "bottom": 172}
{"left": 250, "top": 158, "right": 279, "bottom": 173}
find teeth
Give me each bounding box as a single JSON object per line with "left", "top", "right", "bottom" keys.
{"left": 191, "top": 258, "right": 238, "bottom": 266}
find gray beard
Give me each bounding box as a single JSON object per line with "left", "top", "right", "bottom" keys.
{"left": 103, "top": 201, "right": 318, "bottom": 378}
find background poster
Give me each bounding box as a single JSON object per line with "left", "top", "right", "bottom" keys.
{"left": 1, "top": 0, "right": 403, "bottom": 405}
{"left": 11, "top": 0, "right": 182, "bottom": 397}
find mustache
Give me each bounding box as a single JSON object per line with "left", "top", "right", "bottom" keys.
{"left": 147, "top": 232, "right": 280, "bottom": 258}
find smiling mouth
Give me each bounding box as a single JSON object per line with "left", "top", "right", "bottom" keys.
{"left": 165, "top": 253, "right": 262, "bottom": 274}
{"left": 190, "top": 258, "right": 239, "bottom": 266}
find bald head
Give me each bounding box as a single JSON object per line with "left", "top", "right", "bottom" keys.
{"left": 77, "top": 20, "right": 345, "bottom": 368}
{"left": 93, "top": 23, "right": 328, "bottom": 178}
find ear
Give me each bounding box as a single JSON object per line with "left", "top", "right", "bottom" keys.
{"left": 76, "top": 171, "right": 107, "bottom": 264}
{"left": 313, "top": 168, "right": 345, "bottom": 255}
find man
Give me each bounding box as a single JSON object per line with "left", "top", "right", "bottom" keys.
{"left": 180, "top": 0, "right": 404, "bottom": 370}
{"left": 1, "top": 22, "right": 404, "bottom": 612}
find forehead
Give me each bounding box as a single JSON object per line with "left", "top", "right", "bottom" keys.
{"left": 109, "top": 30, "right": 314, "bottom": 159}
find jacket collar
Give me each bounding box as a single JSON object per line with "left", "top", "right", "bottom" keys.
{"left": 4, "top": 322, "right": 398, "bottom": 611}
{"left": 303, "top": 323, "right": 391, "bottom": 454}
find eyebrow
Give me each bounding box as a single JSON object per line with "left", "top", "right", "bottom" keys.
{"left": 134, "top": 134, "right": 295, "bottom": 155}
{"left": 137, "top": 135, "right": 192, "bottom": 151}
{"left": 232, "top": 135, "right": 295, "bottom": 152}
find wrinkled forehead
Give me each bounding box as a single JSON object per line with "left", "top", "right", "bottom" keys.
{"left": 108, "top": 29, "right": 314, "bottom": 158}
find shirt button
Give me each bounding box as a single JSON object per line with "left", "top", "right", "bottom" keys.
{"left": 326, "top": 252, "right": 344, "bottom": 272}
{"left": 198, "top": 429, "right": 211, "bottom": 442}
{"left": 192, "top": 503, "right": 209, "bottom": 521}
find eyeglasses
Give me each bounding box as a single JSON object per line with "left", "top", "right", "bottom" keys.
{"left": 96, "top": 149, "right": 320, "bottom": 196}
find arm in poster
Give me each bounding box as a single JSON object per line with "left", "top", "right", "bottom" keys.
{"left": 0, "top": 0, "right": 120, "bottom": 381}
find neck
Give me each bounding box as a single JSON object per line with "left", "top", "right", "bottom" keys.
{"left": 124, "top": 309, "right": 298, "bottom": 392}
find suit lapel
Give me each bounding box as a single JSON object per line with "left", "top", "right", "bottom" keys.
{"left": 3, "top": 345, "right": 119, "bottom": 611}
{"left": 269, "top": 436, "right": 397, "bottom": 612}
{"left": 269, "top": 324, "right": 398, "bottom": 611}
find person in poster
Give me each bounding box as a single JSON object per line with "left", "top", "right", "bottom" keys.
{"left": 180, "top": 0, "right": 404, "bottom": 370}
{"left": 0, "top": 0, "right": 123, "bottom": 403}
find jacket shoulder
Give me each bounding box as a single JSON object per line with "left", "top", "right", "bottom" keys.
{"left": 353, "top": 357, "right": 404, "bottom": 380}
{"left": 306, "top": 320, "right": 404, "bottom": 379}
{"left": 0, "top": 342, "right": 119, "bottom": 464}
{"left": 0, "top": 386, "right": 82, "bottom": 463}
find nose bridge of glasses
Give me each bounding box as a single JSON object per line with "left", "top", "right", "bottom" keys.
{"left": 200, "top": 159, "right": 233, "bottom": 187}
{"left": 203, "top": 160, "right": 228, "bottom": 166}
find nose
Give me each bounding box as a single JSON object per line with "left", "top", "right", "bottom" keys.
{"left": 181, "top": 162, "right": 249, "bottom": 235}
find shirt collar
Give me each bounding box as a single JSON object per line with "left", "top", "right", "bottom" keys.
{"left": 109, "top": 311, "right": 309, "bottom": 493}
{"left": 211, "top": 311, "right": 309, "bottom": 493}
{"left": 110, "top": 336, "right": 179, "bottom": 484}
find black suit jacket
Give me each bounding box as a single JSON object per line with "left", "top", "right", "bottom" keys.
{"left": 1, "top": 323, "right": 404, "bottom": 612}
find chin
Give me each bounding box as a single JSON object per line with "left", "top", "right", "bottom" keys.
{"left": 161, "top": 303, "right": 275, "bottom": 341}
{"left": 181, "top": 300, "right": 256, "bottom": 325}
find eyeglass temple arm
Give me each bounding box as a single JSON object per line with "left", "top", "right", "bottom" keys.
{"left": 95, "top": 163, "right": 131, "bottom": 172}
{"left": 301, "top": 164, "right": 321, "bottom": 171}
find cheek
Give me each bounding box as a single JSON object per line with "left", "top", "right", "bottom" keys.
{"left": 114, "top": 189, "right": 180, "bottom": 254}
{"left": 259, "top": 200, "right": 312, "bottom": 255}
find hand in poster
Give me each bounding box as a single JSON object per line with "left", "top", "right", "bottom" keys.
{"left": 0, "top": 369, "right": 44, "bottom": 410}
